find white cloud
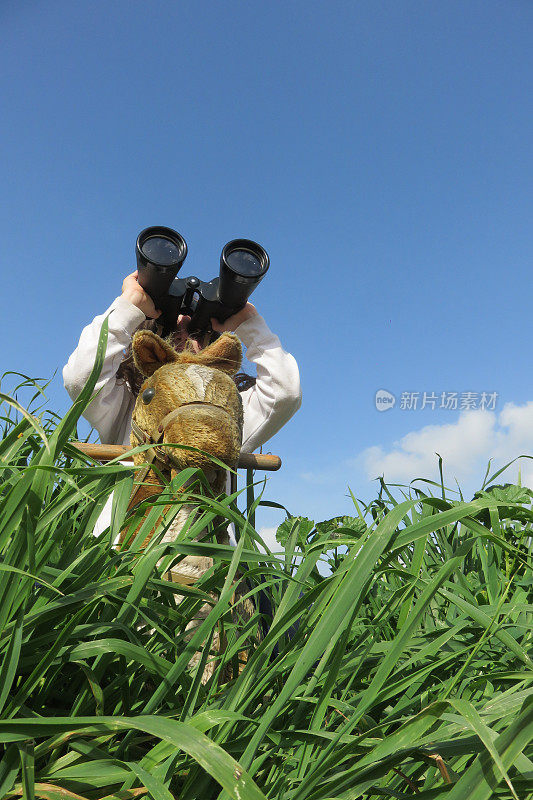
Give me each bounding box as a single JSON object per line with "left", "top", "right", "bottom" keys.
{"left": 257, "top": 526, "right": 281, "bottom": 552}
{"left": 359, "top": 402, "right": 533, "bottom": 490}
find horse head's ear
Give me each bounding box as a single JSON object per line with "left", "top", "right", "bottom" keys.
{"left": 179, "top": 333, "right": 243, "bottom": 376}
{"left": 132, "top": 331, "right": 179, "bottom": 377}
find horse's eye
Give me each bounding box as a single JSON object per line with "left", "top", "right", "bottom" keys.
{"left": 142, "top": 387, "right": 155, "bottom": 404}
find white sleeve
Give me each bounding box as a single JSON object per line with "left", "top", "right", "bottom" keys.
{"left": 235, "top": 315, "right": 302, "bottom": 453}
{"left": 62, "top": 296, "right": 146, "bottom": 444}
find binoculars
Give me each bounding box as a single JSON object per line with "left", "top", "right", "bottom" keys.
{"left": 135, "top": 226, "right": 269, "bottom": 338}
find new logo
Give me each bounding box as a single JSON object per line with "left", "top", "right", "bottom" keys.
{"left": 375, "top": 389, "right": 396, "bottom": 412}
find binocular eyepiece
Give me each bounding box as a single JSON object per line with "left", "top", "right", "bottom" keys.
{"left": 135, "top": 226, "right": 269, "bottom": 337}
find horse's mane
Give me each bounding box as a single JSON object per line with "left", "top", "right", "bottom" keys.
{"left": 116, "top": 318, "right": 256, "bottom": 397}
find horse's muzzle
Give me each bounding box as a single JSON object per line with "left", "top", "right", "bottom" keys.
{"left": 161, "top": 402, "right": 242, "bottom": 470}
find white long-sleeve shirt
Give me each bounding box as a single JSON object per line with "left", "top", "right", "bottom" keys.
{"left": 63, "top": 295, "right": 302, "bottom": 537}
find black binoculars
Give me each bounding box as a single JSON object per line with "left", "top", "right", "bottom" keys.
{"left": 135, "top": 226, "right": 269, "bottom": 338}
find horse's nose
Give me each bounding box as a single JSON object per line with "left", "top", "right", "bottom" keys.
{"left": 163, "top": 403, "right": 241, "bottom": 469}
{"left": 173, "top": 402, "right": 233, "bottom": 428}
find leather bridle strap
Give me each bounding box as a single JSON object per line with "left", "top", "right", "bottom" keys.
{"left": 128, "top": 419, "right": 167, "bottom": 512}
{"left": 126, "top": 446, "right": 160, "bottom": 513}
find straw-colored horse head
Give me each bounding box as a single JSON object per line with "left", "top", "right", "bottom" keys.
{"left": 130, "top": 329, "right": 244, "bottom": 492}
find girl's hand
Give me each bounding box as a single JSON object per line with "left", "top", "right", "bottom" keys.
{"left": 211, "top": 302, "right": 258, "bottom": 333}
{"left": 121, "top": 271, "right": 161, "bottom": 319}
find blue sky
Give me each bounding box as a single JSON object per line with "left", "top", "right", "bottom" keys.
{"left": 2, "top": 1, "right": 532, "bottom": 534}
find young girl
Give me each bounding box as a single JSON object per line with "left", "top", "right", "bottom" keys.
{"left": 63, "top": 270, "right": 302, "bottom": 535}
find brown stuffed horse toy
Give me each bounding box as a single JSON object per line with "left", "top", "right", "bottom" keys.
{"left": 119, "top": 329, "right": 254, "bottom": 682}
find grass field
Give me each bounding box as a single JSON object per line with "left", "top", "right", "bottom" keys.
{"left": 1, "top": 325, "right": 533, "bottom": 799}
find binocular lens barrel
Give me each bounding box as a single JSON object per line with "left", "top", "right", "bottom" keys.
{"left": 219, "top": 239, "right": 269, "bottom": 307}
{"left": 136, "top": 226, "right": 188, "bottom": 300}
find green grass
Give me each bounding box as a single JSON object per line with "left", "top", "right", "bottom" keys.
{"left": 1, "top": 331, "right": 533, "bottom": 799}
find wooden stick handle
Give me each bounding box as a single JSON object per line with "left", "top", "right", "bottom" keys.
{"left": 239, "top": 453, "right": 282, "bottom": 471}
{"left": 68, "top": 442, "right": 281, "bottom": 471}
